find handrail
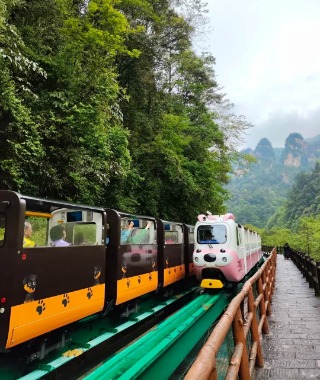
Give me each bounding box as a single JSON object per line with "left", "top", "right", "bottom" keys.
{"left": 185, "top": 248, "right": 277, "bottom": 380}
{"left": 287, "top": 248, "right": 320, "bottom": 296}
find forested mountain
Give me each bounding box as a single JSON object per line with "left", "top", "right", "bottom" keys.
{"left": 262, "top": 162, "right": 320, "bottom": 258}
{"left": 226, "top": 133, "right": 319, "bottom": 228}
{"left": 267, "top": 162, "right": 320, "bottom": 229}
{"left": 0, "top": 0, "right": 249, "bottom": 224}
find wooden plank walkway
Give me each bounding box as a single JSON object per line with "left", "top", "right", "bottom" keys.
{"left": 254, "top": 254, "right": 320, "bottom": 379}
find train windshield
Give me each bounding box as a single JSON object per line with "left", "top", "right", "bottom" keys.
{"left": 197, "top": 225, "right": 227, "bottom": 244}
{"left": 0, "top": 213, "right": 6, "bottom": 247}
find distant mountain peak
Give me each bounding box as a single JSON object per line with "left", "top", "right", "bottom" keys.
{"left": 254, "top": 138, "right": 275, "bottom": 163}
{"left": 241, "top": 133, "right": 318, "bottom": 169}
{"left": 281, "top": 133, "right": 308, "bottom": 167}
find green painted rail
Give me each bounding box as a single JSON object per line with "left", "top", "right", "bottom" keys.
{"left": 13, "top": 288, "right": 197, "bottom": 380}
{"left": 83, "top": 291, "right": 233, "bottom": 380}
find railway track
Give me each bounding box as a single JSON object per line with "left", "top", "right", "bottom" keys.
{"left": 82, "top": 291, "right": 233, "bottom": 380}
{"left": 0, "top": 281, "right": 235, "bottom": 380}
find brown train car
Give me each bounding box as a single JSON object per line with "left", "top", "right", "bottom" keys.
{"left": 0, "top": 190, "right": 107, "bottom": 350}
{"left": 0, "top": 191, "right": 195, "bottom": 351}
{"left": 104, "top": 209, "right": 158, "bottom": 309}
{"left": 156, "top": 219, "right": 189, "bottom": 288}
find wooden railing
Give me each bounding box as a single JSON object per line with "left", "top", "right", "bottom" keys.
{"left": 286, "top": 248, "right": 320, "bottom": 296}
{"left": 185, "top": 248, "right": 277, "bottom": 380}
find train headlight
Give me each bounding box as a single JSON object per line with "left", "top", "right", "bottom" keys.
{"left": 194, "top": 257, "right": 199, "bottom": 262}
{"left": 222, "top": 256, "right": 227, "bottom": 262}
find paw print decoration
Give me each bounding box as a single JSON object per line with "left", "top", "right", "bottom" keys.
{"left": 87, "top": 287, "right": 93, "bottom": 300}
{"left": 62, "top": 294, "right": 70, "bottom": 307}
{"left": 36, "top": 300, "right": 46, "bottom": 315}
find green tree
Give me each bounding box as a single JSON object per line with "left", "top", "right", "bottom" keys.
{"left": 0, "top": 0, "right": 45, "bottom": 192}
{"left": 7, "top": 0, "right": 139, "bottom": 204}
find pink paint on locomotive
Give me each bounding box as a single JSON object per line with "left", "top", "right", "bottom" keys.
{"left": 193, "top": 213, "right": 262, "bottom": 285}
{"left": 193, "top": 247, "right": 245, "bottom": 282}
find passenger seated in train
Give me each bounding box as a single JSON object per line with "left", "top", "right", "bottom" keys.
{"left": 23, "top": 221, "right": 36, "bottom": 248}
{"left": 74, "top": 232, "right": 86, "bottom": 245}
{"left": 131, "top": 221, "right": 152, "bottom": 244}
{"left": 121, "top": 220, "right": 152, "bottom": 244}
{"left": 121, "top": 220, "right": 134, "bottom": 243}
{"left": 50, "top": 224, "right": 70, "bottom": 247}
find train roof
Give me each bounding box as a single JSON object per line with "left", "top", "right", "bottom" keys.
{"left": 14, "top": 191, "right": 105, "bottom": 214}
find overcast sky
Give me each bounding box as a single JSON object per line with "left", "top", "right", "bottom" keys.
{"left": 201, "top": 0, "right": 320, "bottom": 149}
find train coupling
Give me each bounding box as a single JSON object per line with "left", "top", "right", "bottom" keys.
{"left": 200, "top": 279, "right": 224, "bottom": 289}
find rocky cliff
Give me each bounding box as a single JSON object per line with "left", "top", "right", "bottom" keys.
{"left": 243, "top": 132, "right": 320, "bottom": 169}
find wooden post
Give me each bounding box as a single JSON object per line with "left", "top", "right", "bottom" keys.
{"left": 232, "top": 307, "right": 250, "bottom": 380}
{"left": 257, "top": 276, "right": 268, "bottom": 334}
{"left": 248, "top": 287, "right": 264, "bottom": 369}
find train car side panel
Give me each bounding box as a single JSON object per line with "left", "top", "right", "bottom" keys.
{"left": 0, "top": 191, "right": 26, "bottom": 350}
{"left": 1, "top": 194, "right": 107, "bottom": 349}
{"left": 7, "top": 284, "right": 105, "bottom": 348}
{"left": 105, "top": 211, "right": 158, "bottom": 307}
{"left": 116, "top": 272, "right": 158, "bottom": 305}
{"left": 157, "top": 220, "right": 187, "bottom": 288}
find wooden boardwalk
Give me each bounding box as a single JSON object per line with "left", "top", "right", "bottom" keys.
{"left": 254, "top": 254, "right": 320, "bottom": 379}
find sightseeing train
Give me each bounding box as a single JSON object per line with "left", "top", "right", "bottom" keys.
{"left": 193, "top": 213, "right": 263, "bottom": 289}
{"left": 0, "top": 190, "right": 195, "bottom": 351}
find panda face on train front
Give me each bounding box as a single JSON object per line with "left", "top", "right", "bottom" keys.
{"left": 193, "top": 213, "right": 246, "bottom": 288}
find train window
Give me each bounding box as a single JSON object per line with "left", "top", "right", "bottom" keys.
{"left": 198, "top": 225, "right": 227, "bottom": 244}
{"left": 0, "top": 213, "right": 6, "bottom": 247}
{"left": 130, "top": 228, "right": 150, "bottom": 244}
{"left": 49, "top": 209, "right": 104, "bottom": 246}
{"left": 121, "top": 218, "right": 155, "bottom": 245}
{"left": 162, "top": 223, "right": 181, "bottom": 244}
{"left": 187, "top": 226, "right": 194, "bottom": 244}
{"left": 73, "top": 223, "right": 99, "bottom": 245}
{"left": 165, "top": 224, "right": 183, "bottom": 244}
{"left": 165, "top": 231, "right": 178, "bottom": 244}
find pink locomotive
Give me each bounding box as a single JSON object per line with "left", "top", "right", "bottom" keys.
{"left": 193, "top": 213, "right": 263, "bottom": 288}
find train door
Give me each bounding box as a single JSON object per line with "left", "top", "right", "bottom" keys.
{"left": 0, "top": 191, "right": 25, "bottom": 350}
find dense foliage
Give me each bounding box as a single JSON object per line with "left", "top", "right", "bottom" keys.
{"left": 0, "top": 0, "right": 250, "bottom": 223}
{"left": 262, "top": 162, "right": 320, "bottom": 259}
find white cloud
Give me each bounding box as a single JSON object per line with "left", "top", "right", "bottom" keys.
{"left": 202, "top": 0, "right": 320, "bottom": 148}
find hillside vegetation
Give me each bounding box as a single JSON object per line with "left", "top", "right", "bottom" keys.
{"left": 0, "top": 0, "right": 249, "bottom": 224}
{"left": 226, "top": 134, "right": 314, "bottom": 228}
{"left": 227, "top": 133, "right": 320, "bottom": 258}
{"left": 262, "top": 162, "right": 320, "bottom": 259}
